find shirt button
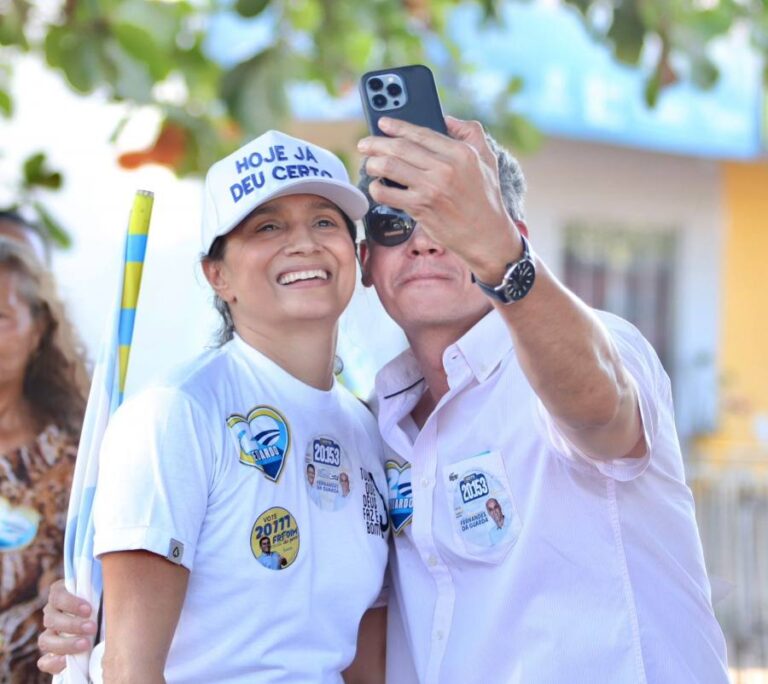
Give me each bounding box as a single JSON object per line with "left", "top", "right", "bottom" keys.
{"left": 427, "top": 555, "right": 438, "bottom": 567}
{"left": 421, "top": 478, "right": 430, "bottom": 488}
{"left": 436, "top": 630, "right": 445, "bottom": 640}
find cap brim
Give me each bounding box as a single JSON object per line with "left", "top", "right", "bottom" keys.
{"left": 219, "top": 178, "right": 369, "bottom": 241}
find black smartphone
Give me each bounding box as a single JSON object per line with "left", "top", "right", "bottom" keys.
{"left": 359, "top": 64, "right": 447, "bottom": 189}
{"left": 359, "top": 64, "right": 447, "bottom": 137}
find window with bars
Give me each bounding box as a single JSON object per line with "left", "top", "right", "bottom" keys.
{"left": 562, "top": 222, "right": 677, "bottom": 374}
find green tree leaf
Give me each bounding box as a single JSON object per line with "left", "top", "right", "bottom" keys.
{"left": 112, "top": 22, "right": 171, "bottom": 82}
{"left": 236, "top": 0, "right": 271, "bottom": 19}
{"left": 32, "top": 201, "right": 72, "bottom": 248}
{"left": 0, "top": 89, "right": 12, "bottom": 117}
{"left": 23, "top": 152, "right": 63, "bottom": 189}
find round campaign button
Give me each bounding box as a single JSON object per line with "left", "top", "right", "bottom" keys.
{"left": 250, "top": 506, "right": 300, "bottom": 570}
{"left": 304, "top": 436, "right": 354, "bottom": 511}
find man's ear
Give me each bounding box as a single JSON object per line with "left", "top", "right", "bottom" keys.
{"left": 515, "top": 220, "right": 529, "bottom": 239}
{"left": 202, "top": 258, "right": 233, "bottom": 302}
{"left": 359, "top": 240, "right": 374, "bottom": 288}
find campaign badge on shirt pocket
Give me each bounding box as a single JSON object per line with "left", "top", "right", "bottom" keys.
{"left": 304, "top": 436, "right": 353, "bottom": 512}
{"left": 443, "top": 450, "right": 521, "bottom": 563}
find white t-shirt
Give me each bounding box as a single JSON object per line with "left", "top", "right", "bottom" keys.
{"left": 375, "top": 310, "right": 728, "bottom": 684}
{"left": 93, "top": 335, "right": 389, "bottom": 683}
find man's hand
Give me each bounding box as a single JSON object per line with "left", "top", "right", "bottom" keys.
{"left": 37, "top": 579, "right": 97, "bottom": 674}
{"left": 358, "top": 115, "right": 524, "bottom": 283}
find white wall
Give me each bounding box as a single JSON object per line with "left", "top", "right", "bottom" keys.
{"left": 520, "top": 137, "right": 725, "bottom": 440}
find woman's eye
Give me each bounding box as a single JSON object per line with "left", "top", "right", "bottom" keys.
{"left": 255, "top": 223, "right": 280, "bottom": 233}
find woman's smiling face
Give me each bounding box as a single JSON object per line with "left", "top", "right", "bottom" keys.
{"left": 203, "top": 194, "right": 358, "bottom": 336}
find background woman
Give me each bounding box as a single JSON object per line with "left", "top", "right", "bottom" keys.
{"left": 0, "top": 237, "right": 89, "bottom": 682}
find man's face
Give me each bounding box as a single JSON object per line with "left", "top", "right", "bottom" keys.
{"left": 486, "top": 498, "right": 504, "bottom": 527}
{"left": 260, "top": 537, "right": 271, "bottom": 553}
{"left": 307, "top": 465, "right": 315, "bottom": 486}
{"left": 339, "top": 472, "right": 350, "bottom": 496}
{"left": 360, "top": 224, "right": 492, "bottom": 339}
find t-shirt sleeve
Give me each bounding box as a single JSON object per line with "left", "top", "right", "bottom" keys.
{"left": 535, "top": 313, "right": 668, "bottom": 482}
{"left": 93, "top": 386, "right": 215, "bottom": 571}
{"left": 371, "top": 563, "right": 390, "bottom": 609}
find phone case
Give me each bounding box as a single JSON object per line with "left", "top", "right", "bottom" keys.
{"left": 359, "top": 64, "right": 447, "bottom": 137}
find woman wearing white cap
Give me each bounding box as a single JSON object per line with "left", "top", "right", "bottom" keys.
{"left": 38, "top": 131, "right": 389, "bottom": 683}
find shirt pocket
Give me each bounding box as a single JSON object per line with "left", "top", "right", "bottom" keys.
{"left": 442, "top": 450, "right": 522, "bottom": 564}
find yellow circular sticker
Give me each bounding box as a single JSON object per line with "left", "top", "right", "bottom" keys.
{"left": 250, "top": 506, "right": 300, "bottom": 570}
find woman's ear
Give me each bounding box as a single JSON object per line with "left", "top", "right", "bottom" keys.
{"left": 202, "top": 258, "right": 233, "bottom": 303}
{"left": 359, "top": 240, "right": 373, "bottom": 288}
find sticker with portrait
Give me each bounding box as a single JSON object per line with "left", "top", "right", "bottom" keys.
{"left": 250, "top": 506, "right": 300, "bottom": 570}
{"left": 304, "top": 436, "right": 354, "bottom": 511}
{"left": 443, "top": 450, "right": 522, "bottom": 560}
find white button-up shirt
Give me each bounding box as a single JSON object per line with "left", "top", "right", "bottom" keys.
{"left": 376, "top": 310, "right": 728, "bottom": 684}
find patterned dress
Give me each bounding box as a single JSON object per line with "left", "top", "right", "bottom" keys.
{"left": 0, "top": 425, "right": 77, "bottom": 683}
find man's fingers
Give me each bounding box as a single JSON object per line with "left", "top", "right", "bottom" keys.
{"left": 38, "top": 628, "right": 92, "bottom": 656}
{"left": 359, "top": 117, "right": 452, "bottom": 157}
{"left": 445, "top": 116, "right": 484, "bottom": 143}
{"left": 363, "top": 154, "right": 432, "bottom": 193}
{"left": 367, "top": 179, "right": 420, "bottom": 215}
{"left": 36, "top": 652, "right": 67, "bottom": 675}
{"left": 48, "top": 580, "right": 93, "bottom": 617}
{"left": 445, "top": 116, "right": 498, "bottom": 166}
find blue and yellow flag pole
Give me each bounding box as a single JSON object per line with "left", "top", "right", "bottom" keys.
{"left": 117, "top": 189, "right": 153, "bottom": 406}
{"left": 59, "top": 189, "right": 154, "bottom": 684}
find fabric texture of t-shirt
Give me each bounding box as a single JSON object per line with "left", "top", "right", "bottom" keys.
{"left": 93, "top": 336, "right": 389, "bottom": 683}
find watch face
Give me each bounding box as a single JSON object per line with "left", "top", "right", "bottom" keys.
{"left": 505, "top": 259, "right": 536, "bottom": 301}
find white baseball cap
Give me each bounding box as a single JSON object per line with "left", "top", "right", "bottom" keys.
{"left": 201, "top": 130, "right": 369, "bottom": 253}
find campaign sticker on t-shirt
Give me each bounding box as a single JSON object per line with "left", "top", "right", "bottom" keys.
{"left": 444, "top": 451, "right": 521, "bottom": 554}
{"left": 251, "top": 506, "right": 299, "bottom": 570}
{"left": 385, "top": 460, "right": 413, "bottom": 535}
{"left": 0, "top": 497, "right": 40, "bottom": 551}
{"left": 360, "top": 468, "right": 390, "bottom": 540}
{"left": 304, "top": 436, "right": 353, "bottom": 511}
{"left": 227, "top": 405, "right": 291, "bottom": 482}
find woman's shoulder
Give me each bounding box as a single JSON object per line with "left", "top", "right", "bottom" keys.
{"left": 123, "top": 344, "right": 235, "bottom": 411}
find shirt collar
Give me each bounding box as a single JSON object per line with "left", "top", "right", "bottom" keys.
{"left": 375, "top": 309, "right": 513, "bottom": 402}
{"left": 447, "top": 309, "right": 512, "bottom": 383}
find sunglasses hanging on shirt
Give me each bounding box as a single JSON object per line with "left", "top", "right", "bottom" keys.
{"left": 363, "top": 204, "right": 416, "bottom": 246}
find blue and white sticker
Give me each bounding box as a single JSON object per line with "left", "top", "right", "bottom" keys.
{"left": 304, "top": 436, "right": 353, "bottom": 511}
{"left": 385, "top": 460, "right": 413, "bottom": 535}
{"left": 444, "top": 451, "right": 521, "bottom": 552}
{"left": 227, "top": 405, "right": 290, "bottom": 482}
{"left": 0, "top": 497, "right": 40, "bottom": 551}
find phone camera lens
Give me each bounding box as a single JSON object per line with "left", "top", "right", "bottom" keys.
{"left": 372, "top": 94, "right": 387, "bottom": 108}
{"left": 368, "top": 77, "right": 384, "bottom": 91}
{"left": 386, "top": 83, "right": 402, "bottom": 97}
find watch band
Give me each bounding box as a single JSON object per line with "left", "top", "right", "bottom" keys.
{"left": 473, "top": 234, "right": 536, "bottom": 304}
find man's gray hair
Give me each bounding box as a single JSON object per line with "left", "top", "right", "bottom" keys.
{"left": 357, "top": 130, "right": 527, "bottom": 223}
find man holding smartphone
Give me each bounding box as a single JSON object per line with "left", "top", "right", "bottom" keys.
{"left": 356, "top": 114, "right": 728, "bottom": 683}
